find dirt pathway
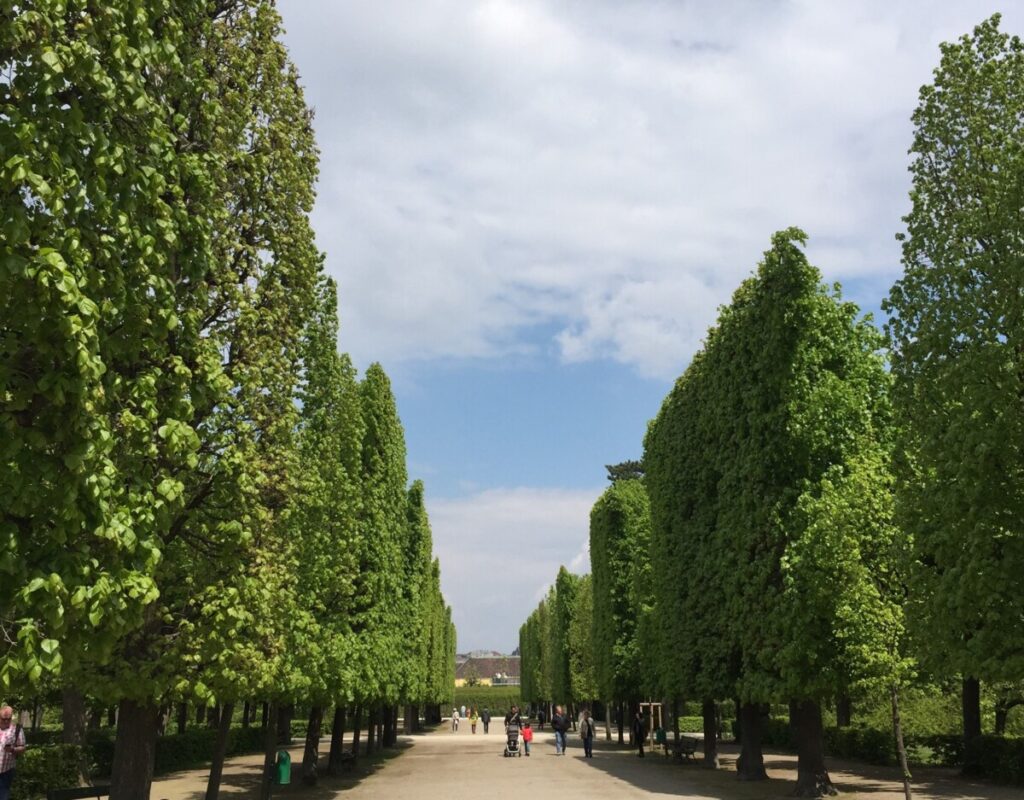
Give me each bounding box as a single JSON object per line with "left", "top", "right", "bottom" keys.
{"left": 150, "top": 724, "right": 1022, "bottom": 800}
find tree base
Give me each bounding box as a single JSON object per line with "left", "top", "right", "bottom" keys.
{"left": 736, "top": 755, "right": 768, "bottom": 781}
{"left": 792, "top": 771, "right": 839, "bottom": 797}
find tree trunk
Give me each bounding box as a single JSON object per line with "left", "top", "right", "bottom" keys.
{"left": 891, "top": 685, "right": 913, "bottom": 800}
{"left": 617, "top": 701, "right": 624, "bottom": 744}
{"left": 791, "top": 699, "right": 837, "bottom": 797}
{"left": 109, "top": 699, "right": 158, "bottom": 800}
{"left": 736, "top": 702, "right": 767, "bottom": 781}
{"left": 261, "top": 701, "right": 269, "bottom": 730}
{"left": 351, "top": 705, "right": 363, "bottom": 765}
{"left": 277, "top": 703, "right": 293, "bottom": 745}
{"left": 196, "top": 704, "right": 206, "bottom": 724}
{"left": 88, "top": 707, "right": 101, "bottom": 731}
{"left": 62, "top": 687, "right": 87, "bottom": 745}
{"left": 62, "top": 687, "right": 89, "bottom": 784}
{"left": 672, "top": 697, "right": 681, "bottom": 751}
{"left": 702, "top": 697, "right": 719, "bottom": 769}
{"left": 177, "top": 702, "right": 188, "bottom": 735}
{"left": 108, "top": 706, "right": 117, "bottom": 728}
{"left": 382, "top": 704, "right": 394, "bottom": 747}
{"left": 328, "top": 706, "right": 347, "bottom": 775}
{"left": 365, "top": 706, "right": 376, "bottom": 755}
{"left": 30, "top": 697, "right": 42, "bottom": 733}
{"left": 836, "top": 695, "right": 852, "bottom": 728}
{"left": 204, "top": 702, "right": 235, "bottom": 800}
{"left": 242, "top": 701, "right": 251, "bottom": 728}
{"left": 259, "top": 703, "right": 278, "bottom": 800}
{"left": 962, "top": 676, "right": 981, "bottom": 739}
{"left": 404, "top": 704, "right": 414, "bottom": 735}
{"left": 962, "top": 676, "right": 982, "bottom": 775}
{"left": 605, "top": 699, "right": 613, "bottom": 740}
{"left": 301, "top": 705, "right": 323, "bottom": 786}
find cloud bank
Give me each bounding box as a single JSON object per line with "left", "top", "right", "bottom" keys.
{"left": 280, "top": 0, "right": 1020, "bottom": 379}
{"left": 427, "top": 486, "right": 600, "bottom": 651}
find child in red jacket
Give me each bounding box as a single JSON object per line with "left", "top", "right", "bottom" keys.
{"left": 521, "top": 721, "right": 533, "bottom": 756}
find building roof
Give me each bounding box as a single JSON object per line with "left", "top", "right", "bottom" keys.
{"left": 454, "top": 655, "right": 520, "bottom": 680}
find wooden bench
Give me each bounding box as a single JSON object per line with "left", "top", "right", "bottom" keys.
{"left": 47, "top": 786, "right": 110, "bottom": 800}
{"left": 667, "top": 737, "right": 699, "bottom": 761}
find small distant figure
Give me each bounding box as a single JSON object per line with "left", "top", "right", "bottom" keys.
{"left": 470, "top": 707, "right": 479, "bottom": 734}
{"left": 580, "top": 709, "right": 595, "bottom": 758}
{"left": 521, "top": 721, "right": 533, "bottom": 756}
{"left": 537, "top": 708, "right": 546, "bottom": 730}
{"left": 481, "top": 707, "right": 492, "bottom": 734}
{"left": 460, "top": 704, "right": 466, "bottom": 720}
{"left": 451, "top": 708, "right": 460, "bottom": 732}
{"left": 551, "top": 705, "right": 569, "bottom": 755}
{"left": 632, "top": 711, "right": 647, "bottom": 758}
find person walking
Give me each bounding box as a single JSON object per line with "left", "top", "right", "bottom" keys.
{"left": 504, "top": 704, "right": 522, "bottom": 728}
{"left": 631, "top": 710, "right": 647, "bottom": 758}
{"left": 451, "top": 707, "right": 460, "bottom": 732}
{"left": 551, "top": 705, "right": 569, "bottom": 755}
{"left": 0, "top": 705, "right": 27, "bottom": 800}
{"left": 481, "top": 708, "right": 491, "bottom": 734}
{"left": 470, "top": 707, "right": 479, "bottom": 734}
{"left": 579, "top": 709, "right": 595, "bottom": 758}
{"left": 537, "top": 708, "right": 546, "bottom": 730}
{"left": 521, "top": 721, "right": 533, "bottom": 756}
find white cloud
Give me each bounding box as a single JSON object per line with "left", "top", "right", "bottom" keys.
{"left": 280, "top": 1, "right": 1021, "bottom": 378}
{"left": 427, "top": 486, "right": 601, "bottom": 651}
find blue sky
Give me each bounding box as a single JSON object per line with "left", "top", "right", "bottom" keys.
{"left": 278, "top": 1, "right": 1023, "bottom": 652}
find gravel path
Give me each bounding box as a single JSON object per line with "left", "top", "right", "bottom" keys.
{"left": 150, "top": 723, "right": 1022, "bottom": 800}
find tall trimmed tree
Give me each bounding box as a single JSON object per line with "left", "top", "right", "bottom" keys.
{"left": 884, "top": 13, "right": 1024, "bottom": 749}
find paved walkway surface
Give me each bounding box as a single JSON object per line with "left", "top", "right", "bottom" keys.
{"left": 151, "top": 723, "right": 1023, "bottom": 800}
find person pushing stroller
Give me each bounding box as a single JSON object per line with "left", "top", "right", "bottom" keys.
{"left": 503, "top": 705, "right": 523, "bottom": 757}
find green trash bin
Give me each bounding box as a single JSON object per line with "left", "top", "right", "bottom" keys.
{"left": 275, "top": 749, "right": 291, "bottom": 785}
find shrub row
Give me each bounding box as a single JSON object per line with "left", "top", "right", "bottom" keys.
{"left": 963, "top": 735, "right": 1024, "bottom": 785}
{"left": 14, "top": 726, "right": 270, "bottom": 798}
{"left": 452, "top": 687, "right": 521, "bottom": 716}
{"left": 11, "top": 745, "right": 83, "bottom": 800}
{"left": 732, "top": 716, "right": 1024, "bottom": 786}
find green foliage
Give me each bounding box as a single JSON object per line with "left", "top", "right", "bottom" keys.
{"left": 519, "top": 566, "right": 595, "bottom": 707}
{"left": 0, "top": 2, "right": 454, "bottom": 789}
{"left": 588, "top": 479, "right": 652, "bottom": 703}
{"left": 550, "top": 567, "right": 578, "bottom": 702}
{"left": 351, "top": 364, "right": 410, "bottom": 705}
{"left": 885, "top": 13, "right": 1024, "bottom": 683}
{"left": 452, "top": 686, "right": 522, "bottom": 716}
{"left": 645, "top": 230, "right": 901, "bottom": 709}
{"left": 569, "top": 575, "right": 598, "bottom": 702}
{"left": 11, "top": 744, "right": 83, "bottom": 800}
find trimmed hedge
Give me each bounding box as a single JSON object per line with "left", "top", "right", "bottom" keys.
{"left": 26, "top": 724, "right": 269, "bottom": 798}
{"left": 963, "top": 735, "right": 1024, "bottom": 784}
{"left": 11, "top": 744, "right": 83, "bottom": 800}
{"left": 452, "top": 687, "right": 521, "bottom": 716}
{"left": 729, "top": 715, "right": 1024, "bottom": 786}
{"left": 677, "top": 716, "right": 704, "bottom": 733}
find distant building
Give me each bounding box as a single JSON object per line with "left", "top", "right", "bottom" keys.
{"left": 454, "top": 653, "right": 520, "bottom": 687}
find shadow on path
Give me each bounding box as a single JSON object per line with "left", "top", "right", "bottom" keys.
{"left": 568, "top": 738, "right": 1021, "bottom": 800}
{"left": 155, "top": 741, "right": 409, "bottom": 800}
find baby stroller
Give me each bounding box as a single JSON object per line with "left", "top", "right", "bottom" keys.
{"left": 503, "top": 723, "right": 522, "bottom": 757}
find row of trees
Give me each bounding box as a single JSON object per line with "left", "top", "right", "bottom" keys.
{"left": 518, "top": 15, "right": 1023, "bottom": 798}
{"left": 0, "top": 3, "right": 454, "bottom": 799}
